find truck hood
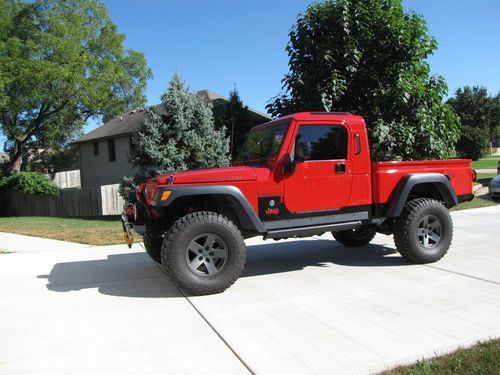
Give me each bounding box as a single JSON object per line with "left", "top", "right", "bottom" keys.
{"left": 153, "top": 166, "right": 257, "bottom": 185}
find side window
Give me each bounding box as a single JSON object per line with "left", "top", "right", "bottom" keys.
{"left": 294, "top": 124, "right": 348, "bottom": 161}
{"left": 108, "top": 139, "right": 116, "bottom": 162}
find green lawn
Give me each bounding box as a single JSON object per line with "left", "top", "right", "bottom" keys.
{"left": 476, "top": 173, "right": 497, "bottom": 184}
{"left": 450, "top": 173, "right": 499, "bottom": 211}
{"left": 380, "top": 339, "right": 500, "bottom": 375}
{"left": 0, "top": 216, "right": 128, "bottom": 246}
{"left": 471, "top": 155, "right": 500, "bottom": 169}
{"left": 451, "top": 196, "right": 498, "bottom": 211}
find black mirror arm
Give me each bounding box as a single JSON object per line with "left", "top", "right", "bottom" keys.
{"left": 283, "top": 154, "right": 296, "bottom": 174}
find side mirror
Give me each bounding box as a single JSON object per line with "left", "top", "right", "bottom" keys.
{"left": 283, "top": 154, "right": 296, "bottom": 174}
{"left": 301, "top": 142, "right": 312, "bottom": 158}
{"left": 295, "top": 141, "right": 311, "bottom": 162}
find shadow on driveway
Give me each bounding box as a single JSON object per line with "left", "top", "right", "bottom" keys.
{"left": 243, "top": 240, "right": 407, "bottom": 277}
{"left": 38, "top": 239, "right": 408, "bottom": 298}
{"left": 37, "top": 252, "right": 180, "bottom": 298}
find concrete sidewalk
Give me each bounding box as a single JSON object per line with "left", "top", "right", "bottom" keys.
{"left": 475, "top": 168, "right": 498, "bottom": 174}
{"left": 1, "top": 206, "right": 500, "bottom": 374}
{"left": 0, "top": 231, "right": 91, "bottom": 253}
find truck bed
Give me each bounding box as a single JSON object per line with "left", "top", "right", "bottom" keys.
{"left": 371, "top": 159, "right": 473, "bottom": 205}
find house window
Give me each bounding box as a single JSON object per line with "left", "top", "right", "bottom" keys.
{"left": 93, "top": 142, "right": 99, "bottom": 155}
{"left": 108, "top": 139, "right": 116, "bottom": 162}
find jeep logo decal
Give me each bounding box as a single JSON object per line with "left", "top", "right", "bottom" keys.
{"left": 265, "top": 207, "right": 280, "bottom": 215}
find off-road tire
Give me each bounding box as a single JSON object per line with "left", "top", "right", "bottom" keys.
{"left": 143, "top": 232, "right": 163, "bottom": 263}
{"left": 161, "top": 211, "right": 246, "bottom": 295}
{"left": 393, "top": 198, "right": 453, "bottom": 264}
{"left": 332, "top": 226, "right": 376, "bottom": 247}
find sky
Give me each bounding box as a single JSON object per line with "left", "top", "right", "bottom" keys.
{"left": 2, "top": 0, "right": 500, "bottom": 145}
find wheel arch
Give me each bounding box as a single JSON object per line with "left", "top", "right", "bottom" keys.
{"left": 384, "top": 174, "right": 458, "bottom": 218}
{"left": 152, "top": 185, "right": 266, "bottom": 236}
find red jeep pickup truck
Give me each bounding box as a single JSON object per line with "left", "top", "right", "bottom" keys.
{"left": 123, "top": 112, "right": 474, "bottom": 295}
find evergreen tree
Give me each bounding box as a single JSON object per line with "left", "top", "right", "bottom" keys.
{"left": 214, "top": 88, "right": 254, "bottom": 160}
{"left": 124, "top": 73, "right": 230, "bottom": 189}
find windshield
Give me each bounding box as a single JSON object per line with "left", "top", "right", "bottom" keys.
{"left": 236, "top": 121, "right": 290, "bottom": 162}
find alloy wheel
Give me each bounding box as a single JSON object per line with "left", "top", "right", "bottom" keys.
{"left": 185, "top": 233, "right": 228, "bottom": 277}
{"left": 417, "top": 214, "right": 442, "bottom": 249}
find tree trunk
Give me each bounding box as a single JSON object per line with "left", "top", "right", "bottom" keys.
{"left": 6, "top": 142, "right": 23, "bottom": 174}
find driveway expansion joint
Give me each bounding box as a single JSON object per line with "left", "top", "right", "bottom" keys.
{"left": 423, "top": 264, "right": 500, "bottom": 286}
{"left": 151, "top": 258, "right": 254, "bottom": 374}
{"left": 181, "top": 290, "right": 255, "bottom": 375}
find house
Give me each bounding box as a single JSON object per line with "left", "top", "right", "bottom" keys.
{"left": 75, "top": 90, "right": 271, "bottom": 188}
{"left": 0, "top": 152, "right": 9, "bottom": 164}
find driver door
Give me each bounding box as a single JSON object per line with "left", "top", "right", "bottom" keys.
{"left": 284, "top": 123, "right": 353, "bottom": 212}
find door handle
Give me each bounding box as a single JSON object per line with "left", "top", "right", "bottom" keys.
{"left": 335, "top": 163, "right": 346, "bottom": 174}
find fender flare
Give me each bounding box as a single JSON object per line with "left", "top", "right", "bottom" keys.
{"left": 384, "top": 173, "right": 458, "bottom": 218}
{"left": 150, "top": 185, "right": 266, "bottom": 234}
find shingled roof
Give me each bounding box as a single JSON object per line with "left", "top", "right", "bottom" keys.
{"left": 75, "top": 90, "right": 271, "bottom": 144}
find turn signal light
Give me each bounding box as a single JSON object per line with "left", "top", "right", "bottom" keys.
{"left": 161, "top": 190, "right": 172, "bottom": 201}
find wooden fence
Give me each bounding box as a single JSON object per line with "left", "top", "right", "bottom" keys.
{"left": 5, "top": 183, "right": 124, "bottom": 217}
{"left": 46, "top": 169, "right": 81, "bottom": 188}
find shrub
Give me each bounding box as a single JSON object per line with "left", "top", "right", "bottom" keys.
{"left": 448, "top": 86, "right": 498, "bottom": 160}
{"left": 455, "top": 125, "right": 489, "bottom": 160}
{"left": 0, "top": 172, "right": 60, "bottom": 197}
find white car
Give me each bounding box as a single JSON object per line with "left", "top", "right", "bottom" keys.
{"left": 489, "top": 174, "right": 500, "bottom": 200}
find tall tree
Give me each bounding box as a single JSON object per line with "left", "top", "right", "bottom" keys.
{"left": 447, "top": 86, "right": 500, "bottom": 160}
{"left": 126, "top": 72, "right": 230, "bottom": 185}
{"left": 0, "top": 0, "right": 152, "bottom": 173}
{"left": 214, "top": 88, "right": 254, "bottom": 160}
{"left": 267, "top": 0, "right": 459, "bottom": 161}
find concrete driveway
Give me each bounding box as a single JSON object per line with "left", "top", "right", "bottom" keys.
{"left": 1, "top": 206, "right": 499, "bottom": 374}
